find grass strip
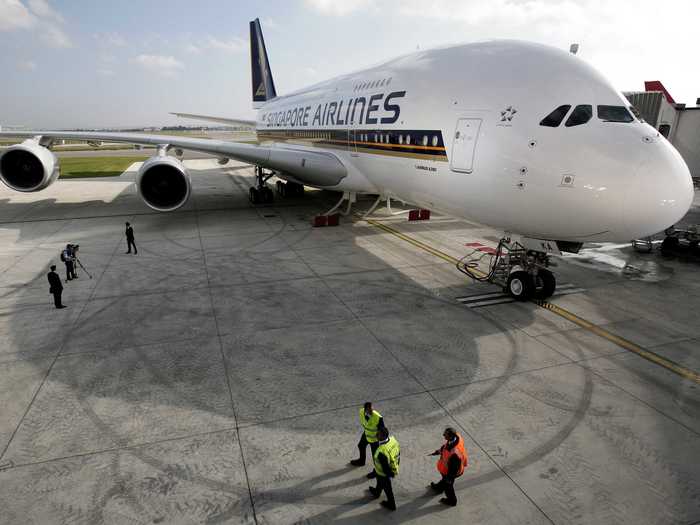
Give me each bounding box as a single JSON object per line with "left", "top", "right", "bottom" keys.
{"left": 59, "top": 156, "right": 148, "bottom": 179}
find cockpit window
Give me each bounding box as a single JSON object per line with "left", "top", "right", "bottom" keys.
{"left": 565, "top": 105, "right": 592, "bottom": 127}
{"left": 597, "top": 105, "right": 634, "bottom": 123}
{"left": 539, "top": 105, "right": 571, "bottom": 127}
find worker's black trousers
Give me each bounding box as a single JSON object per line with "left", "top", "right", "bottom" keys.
{"left": 356, "top": 433, "right": 379, "bottom": 465}
{"left": 434, "top": 475, "right": 458, "bottom": 505}
{"left": 375, "top": 475, "right": 396, "bottom": 507}
{"left": 65, "top": 262, "right": 76, "bottom": 280}
{"left": 52, "top": 291, "right": 62, "bottom": 308}
{"left": 126, "top": 239, "right": 137, "bottom": 254}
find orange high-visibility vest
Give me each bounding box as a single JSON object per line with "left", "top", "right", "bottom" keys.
{"left": 437, "top": 434, "right": 468, "bottom": 477}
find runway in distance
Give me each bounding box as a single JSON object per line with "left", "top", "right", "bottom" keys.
{"left": 0, "top": 18, "right": 694, "bottom": 299}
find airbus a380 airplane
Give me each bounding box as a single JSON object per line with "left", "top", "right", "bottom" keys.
{"left": 0, "top": 19, "right": 694, "bottom": 299}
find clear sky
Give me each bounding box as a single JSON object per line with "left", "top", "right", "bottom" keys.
{"left": 1, "top": 0, "right": 697, "bottom": 129}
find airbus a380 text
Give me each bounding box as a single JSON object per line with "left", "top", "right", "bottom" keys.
{"left": 0, "top": 19, "right": 693, "bottom": 299}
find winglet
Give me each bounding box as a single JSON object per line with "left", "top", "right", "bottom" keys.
{"left": 250, "top": 18, "right": 277, "bottom": 107}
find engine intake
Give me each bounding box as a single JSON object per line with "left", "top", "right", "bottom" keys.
{"left": 136, "top": 156, "right": 191, "bottom": 212}
{"left": 0, "top": 140, "right": 59, "bottom": 192}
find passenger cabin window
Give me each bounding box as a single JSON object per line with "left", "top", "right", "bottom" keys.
{"left": 565, "top": 105, "right": 593, "bottom": 127}
{"left": 597, "top": 105, "right": 634, "bottom": 123}
{"left": 539, "top": 105, "right": 571, "bottom": 127}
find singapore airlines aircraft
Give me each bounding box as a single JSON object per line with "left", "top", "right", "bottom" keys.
{"left": 0, "top": 19, "right": 694, "bottom": 299}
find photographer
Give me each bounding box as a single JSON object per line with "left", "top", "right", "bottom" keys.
{"left": 61, "top": 244, "right": 77, "bottom": 281}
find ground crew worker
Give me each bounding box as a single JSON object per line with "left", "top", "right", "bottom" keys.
{"left": 350, "top": 402, "right": 385, "bottom": 478}
{"left": 125, "top": 222, "right": 137, "bottom": 254}
{"left": 429, "top": 427, "right": 468, "bottom": 506}
{"left": 368, "top": 427, "right": 399, "bottom": 511}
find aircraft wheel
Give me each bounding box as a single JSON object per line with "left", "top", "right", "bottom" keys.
{"left": 290, "top": 182, "right": 304, "bottom": 196}
{"left": 535, "top": 269, "right": 556, "bottom": 299}
{"left": 661, "top": 236, "right": 679, "bottom": 255}
{"left": 249, "top": 187, "right": 260, "bottom": 204}
{"left": 690, "top": 241, "right": 699, "bottom": 256}
{"left": 262, "top": 186, "right": 274, "bottom": 203}
{"left": 507, "top": 271, "right": 534, "bottom": 301}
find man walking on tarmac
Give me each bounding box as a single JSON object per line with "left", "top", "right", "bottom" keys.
{"left": 125, "top": 222, "right": 137, "bottom": 254}
{"left": 429, "top": 427, "right": 468, "bottom": 506}
{"left": 350, "top": 402, "right": 385, "bottom": 478}
{"left": 368, "top": 427, "right": 400, "bottom": 511}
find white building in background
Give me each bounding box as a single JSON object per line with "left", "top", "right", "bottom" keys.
{"left": 625, "top": 81, "right": 700, "bottom": 183}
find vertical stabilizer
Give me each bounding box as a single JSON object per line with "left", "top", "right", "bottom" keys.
{"left": 250, "top": 18, "right": 277, "bottom": 107}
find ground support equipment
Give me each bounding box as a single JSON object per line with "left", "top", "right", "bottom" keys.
{"left": 456, "top": 236, "right": 556, "bottom": 300}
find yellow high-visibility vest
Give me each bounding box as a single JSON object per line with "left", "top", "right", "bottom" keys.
{"left": 373, "top": 436, "right": 400, "bottom": 477}
{"left": 359, "top": 408, "right": 382, "bottom": 443}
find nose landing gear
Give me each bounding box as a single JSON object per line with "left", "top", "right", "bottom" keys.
{"left": 458, "top": 237, "right": 557, "bottom": 301}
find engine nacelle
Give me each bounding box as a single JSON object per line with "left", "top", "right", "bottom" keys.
{"left": 136, "top": 156, "right": 191, "bottom": 212}
{"left": 0, "top": 140, "right": 59, "bottom": 192}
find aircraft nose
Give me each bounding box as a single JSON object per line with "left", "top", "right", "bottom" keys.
{"left": 624, "top": 138, "right": 694, "bottom": 239}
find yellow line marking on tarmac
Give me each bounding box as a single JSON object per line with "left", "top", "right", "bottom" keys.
{"left": 363, "top": 218, "right": 700, "bottom": 384}
{"left": 533, "top": 300, "right": 700, "bottom": 383}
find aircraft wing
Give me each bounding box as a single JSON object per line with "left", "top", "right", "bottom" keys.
{"left": 0, "top": 130, "right": 346, "bottom": 187}
{"left": 170, "top": 112, "right": 256, "bottom": 128}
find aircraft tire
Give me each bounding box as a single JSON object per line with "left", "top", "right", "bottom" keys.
{"left": 290, "top": 182, "right": 304, "bottom": 196}
{"left": 262, "top": 187, "right": 274, "bottom": 203}
{"left": 535, "top": 269, "right": 556, "bottom": 299}
{"left": 249, "top": 187, "right": 260, "bottom": 204}
{"left": 661, "top": 236, "right": 679, "bottom": 255}
{"left": 507, "top": 271, "right": 534, "bottom": 301}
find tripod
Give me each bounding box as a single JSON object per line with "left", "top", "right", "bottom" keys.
{"left": 74, "top": 257, "right": 93, "bottom": 279}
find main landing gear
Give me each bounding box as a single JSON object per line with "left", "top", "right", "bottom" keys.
{"left": 249, "top": 166, "right": 306, "bottom": 204}
{"left": 275, "top": 179, "right": 305, "bottom": 198}
{"left": 249, "top": 166, "right": 274, "bottom": 204}
{"left": 457, "top": 236, "right": 557, "bottom": 301}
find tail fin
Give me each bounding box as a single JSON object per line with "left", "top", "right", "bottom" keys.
{"left": 250, "top": 18, "right": 277, "bottom": 107}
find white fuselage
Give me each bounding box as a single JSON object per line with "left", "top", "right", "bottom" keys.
{"left": 254, "top": 40, "right": 694, "bottom": 243}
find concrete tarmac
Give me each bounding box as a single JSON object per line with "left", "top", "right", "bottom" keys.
{"left": 0, "top": 159, "right": 698, "bottom": 524}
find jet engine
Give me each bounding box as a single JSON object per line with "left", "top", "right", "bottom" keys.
{"left": 0, "top": 140, "right": 59, "bottom": 192}
{"left": 136, "top": 156, "right": 191, "bottom": 212}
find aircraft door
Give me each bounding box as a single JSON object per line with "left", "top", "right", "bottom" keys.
{"left": 450, "top": 118, "right": 481, "bottom": 173}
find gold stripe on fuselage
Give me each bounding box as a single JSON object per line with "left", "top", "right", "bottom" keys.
{"left": 256, "top": 133, "right": 448, "bottom": 162}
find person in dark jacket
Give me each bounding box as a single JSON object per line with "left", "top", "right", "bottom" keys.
{"left": 125, "top": 222, "right": 137, "bottom": 254}
{"left": 47, "top": 265, "right": 66, "bottom": 308}
{"left": 368, "top": 428, "right": 400, "bottom": 511}
{"left": 429, "top": 427, "right": 468, "bottom": 506}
